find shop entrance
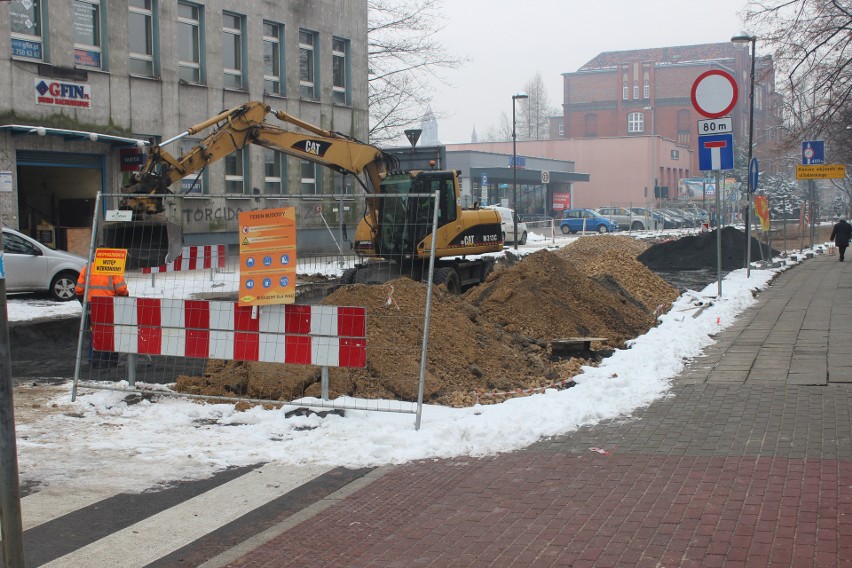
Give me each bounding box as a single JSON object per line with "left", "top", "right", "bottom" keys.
{"left": 15, "top": 150, "right": 105, "bottom": 255}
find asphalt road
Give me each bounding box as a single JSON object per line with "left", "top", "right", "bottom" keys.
{"left": 10, "top": 314, "right": 80, "bottom": 380}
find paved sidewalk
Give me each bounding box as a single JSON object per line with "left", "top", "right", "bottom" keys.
{"left": 214, "top": 254, "right": 852, "bottom": 567}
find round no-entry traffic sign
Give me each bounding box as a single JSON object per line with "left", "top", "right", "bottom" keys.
{"left": 691, "top": 70, "right": 738, "bottom": 119}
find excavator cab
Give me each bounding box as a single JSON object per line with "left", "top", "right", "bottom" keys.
{"left": 373, "top": 170, "right": 456, "bottom": 259}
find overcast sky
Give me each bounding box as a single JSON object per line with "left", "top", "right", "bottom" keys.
{"left": 429, "top": 0, "right": 750, "bottom": 144}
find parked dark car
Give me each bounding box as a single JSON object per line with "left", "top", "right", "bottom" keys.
{"left": 630, "top": 207, "right": 665, "bottom": 230}
{"left": 672, "top": 208, "right": 698, "bottom": 228}
{"left": 661, "top": 208, "right": 689, "bottom": 228}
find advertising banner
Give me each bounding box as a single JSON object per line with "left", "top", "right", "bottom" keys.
{"left": 552, "top": 192, "right": 571, "bottom": 211}
{"left": 34, "top": 78, "right": 92, "bottom": 109}
{"left": 754, "top": 195, "right": 770, "bottom": 232}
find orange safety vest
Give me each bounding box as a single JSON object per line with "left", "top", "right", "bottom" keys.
{"left": 76, "top": 267, "right": 129, "bottom": 301}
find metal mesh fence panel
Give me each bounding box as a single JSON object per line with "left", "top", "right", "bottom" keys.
{"left": 72, "top": 192, "right": 447, "bottom": 423}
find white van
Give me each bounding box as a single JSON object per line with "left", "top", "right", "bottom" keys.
{"left": 486, "top": 206, "right": 528, "bottom": 245}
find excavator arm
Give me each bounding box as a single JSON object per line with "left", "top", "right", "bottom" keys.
{"left": 121, "top": 101, "right": 393, "bottom": 213}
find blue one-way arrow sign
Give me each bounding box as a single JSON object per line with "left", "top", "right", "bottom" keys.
{"left": 749, "top": 157, "right": 759, "bottom": 192}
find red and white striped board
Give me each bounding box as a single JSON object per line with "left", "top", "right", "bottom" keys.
{"left": 89, "top": 296, "right": 367, "bottom": 368}
{"left": 141, "top": 245, "right": 227, "bottom": 274}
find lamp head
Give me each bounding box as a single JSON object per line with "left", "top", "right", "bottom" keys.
{"left": 512, "top": 92, "right": 529, "bottom": 101}
{"left": 731, "top": 31, "right": 755, "bottom": 45}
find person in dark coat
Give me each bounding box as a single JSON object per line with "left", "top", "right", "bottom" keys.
{"left": 829, "top": 217, "right": 852, "bottom": 261}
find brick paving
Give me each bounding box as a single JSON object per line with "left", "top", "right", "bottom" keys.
{"left": 217, "top": 254, "right": 852, "bottom": 567}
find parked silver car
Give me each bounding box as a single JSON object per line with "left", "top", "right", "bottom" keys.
{"left": 2, "top": 228, "right": 87, "bottom": 301}
{"left": 596, "top": 207, "right": 649, "bottom": 231}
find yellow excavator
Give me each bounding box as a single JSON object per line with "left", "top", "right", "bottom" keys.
{"left": 120, "top": 101, "right": 503, "bottom": 293}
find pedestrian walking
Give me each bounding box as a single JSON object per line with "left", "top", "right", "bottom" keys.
{"left": 829, "top": 217, "right": 852, "bottom": 262}
{"left": 76, "top": 264, "right": 129, "bottom": 366}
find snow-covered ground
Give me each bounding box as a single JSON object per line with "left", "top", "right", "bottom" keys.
{"left": 10, "top": 231, "right": 804, "bottom": 494}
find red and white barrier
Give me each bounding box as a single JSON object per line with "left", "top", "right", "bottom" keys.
{"left": 141, "top": 245, "right": 226, "bottom": 274}
{"left": 89, "top": 296, "right": 367, "bottom": 368}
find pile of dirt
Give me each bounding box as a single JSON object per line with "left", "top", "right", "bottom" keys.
{"left": 555, "top": 235, "right": 677, "bottom": 315}
{"left": 176, "top": 238, "right": 680, "bottom": 407}
{"left": 465, "top": 247, "right": 669, "bottom": 347}
{"left": 638, "top": 227, "right": 778, "bottom": 271}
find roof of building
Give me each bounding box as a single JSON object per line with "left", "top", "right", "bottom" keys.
{"left": 577, "top": 43, "right": 741, "bottom": 71}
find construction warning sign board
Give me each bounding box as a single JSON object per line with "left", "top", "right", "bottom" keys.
{"left": 238, "top": 207, "right": 297, "bottom": 306}
{"left": 796, "top": 164, "right": 846, "bottom": 179}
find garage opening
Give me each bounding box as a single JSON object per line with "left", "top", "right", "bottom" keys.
{"left": 15, "top": 150, "right": 105, "bottom": 257}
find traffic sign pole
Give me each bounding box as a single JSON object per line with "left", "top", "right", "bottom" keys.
{"left": 692, "top": 70, "right": 739, "bottom": 287}
{"left": 0, "top": 229, "right": 25, "bottom": 568}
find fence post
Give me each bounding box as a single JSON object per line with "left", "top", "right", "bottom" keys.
{"left": 126, "top": 353, "right": 137, "bottom": 387}
{"left": 72, "top": 192, "right": 104, "bottom": 402}
{"left": 415, "top": 191, "right": 441, "bottom": 431}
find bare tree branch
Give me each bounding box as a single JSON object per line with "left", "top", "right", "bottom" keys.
{"left": 517, "top": 72, "right": 560, "bottom": 141}
{"left": 367, "top": 0, "right": 468, "bottom": 145}
{"left": 744, "top": 0, "right": 852, "bottom": 154}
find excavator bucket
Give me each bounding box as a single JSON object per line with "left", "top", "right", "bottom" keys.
{"left": 165, "top": 221, "right": 184, "bottom": 263}
{"left": 103, "top": 219, "right": 184, "bottom": 270}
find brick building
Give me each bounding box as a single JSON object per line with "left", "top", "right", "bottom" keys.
{"left": 552, "top": 42, "right": 783, "bottom": 198}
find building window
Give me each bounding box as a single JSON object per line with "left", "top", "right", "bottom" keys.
{"left": 73, "top": 0, "right": 105, "bottom": 69}
{"left": 332, "top": 36, "right": 349, "bottom": 105}
{"left": 558, "top": 123, "right": 564, "bottom": 137}
{"left": 129, "top": 0, "right": 157, "bottom": 76}
{"left": 333, "top": 172, "right": 354, "bottom": 196}
{"left": 222, "top": 12, "right": 246, "bottom": 89}
{"left": 584, "top": 113, "right": 598, "bottom": 137}
{"left": 10, "top": 0, "right": 46, "bottom": 60}
{"left": 299, "top": 29, "right": 318, "bottom": 100}
{"left": 178, "top": 2, "right": 204, "bottom": 83}
{"left": 643, "top": 79, "right": 650, "bottom": 99}
{"left": 633, "top": 80, "right": 639, "bottom": 100}
{"left": 300, "top": 160, "right": 320, "bottom": 194}
{"left": 262, "top": 21, "right": 284, "bottom": 95}
{"left": 622, "top": 81, "right": 628, "bottom": 100}
{"left": 627, "top": 112, "right": 644, "bottom": 133}
{"left": 225, "top": 148, "right": 247, "bottom": 194}
{"left": 264, "top": 148, "right": 286, "bottom": 194}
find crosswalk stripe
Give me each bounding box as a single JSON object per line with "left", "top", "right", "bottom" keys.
{"left": 22, "top": 489, "right": 117, "bottom": 531}
{"left": 41, "top": 463, "right": 331, "bottom": 568}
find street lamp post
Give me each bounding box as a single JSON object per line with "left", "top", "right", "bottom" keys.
{"left": 512, "top": 93, "right": 528, "bottom": 250}
{"left": 732, "top": 31, "right": 756, "bottom": 277}
{"left": 644, "top": 105, "right": 655, "bottom": 223}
